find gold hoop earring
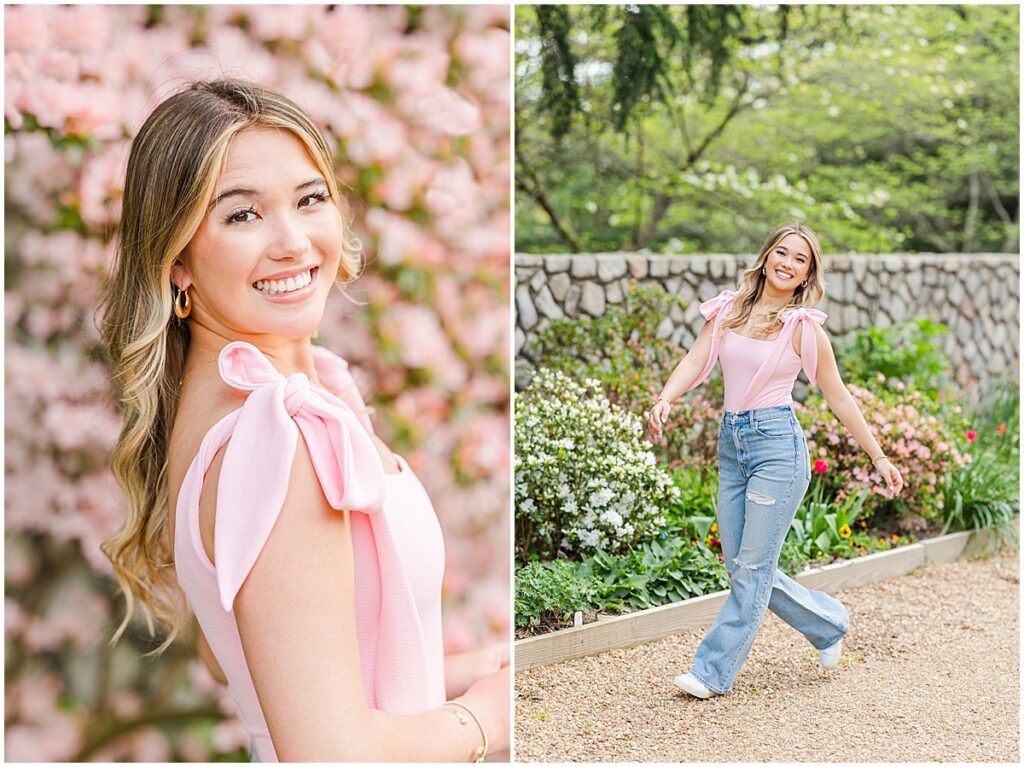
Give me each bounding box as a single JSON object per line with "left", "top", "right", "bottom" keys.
{"left": 174, "top": 286, "right": 191, "bottom": 319}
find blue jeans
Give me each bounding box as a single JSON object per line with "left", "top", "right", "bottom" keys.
{"left": 689, "top": 405, "right": 850, "bottom": 695}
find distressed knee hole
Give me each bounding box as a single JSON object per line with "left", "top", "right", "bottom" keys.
{"left": 733, "top": 558, "right": 758, "bottom": 571}
{"left": 746, "top": 490, "right": 776, "bottom": 505}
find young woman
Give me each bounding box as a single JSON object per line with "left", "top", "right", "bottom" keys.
{"left": 647, "top": 222, "right": 904, "bottom": 698}
{"left": 100, "top": 80, "right": 509, "bottom": 761}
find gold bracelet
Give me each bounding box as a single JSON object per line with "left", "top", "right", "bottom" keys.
{"left": 442, "top": 701, "right": 488, "bottom": 762}
{"left": 871, "top": 453, "right": 888, "bottom": 465}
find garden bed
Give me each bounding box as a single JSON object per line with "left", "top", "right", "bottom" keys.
{"left": 514, "top": 519, "right": 1017, "bottom": 672}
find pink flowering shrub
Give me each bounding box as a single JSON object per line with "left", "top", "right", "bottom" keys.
{"left": 5, "top": 5, "right": 508, "bottom": 761}
{"left": 796, "top": 382, "right": 969, "bottom": 531}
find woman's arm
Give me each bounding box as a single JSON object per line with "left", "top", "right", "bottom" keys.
{"left": 648, "top": 319, "right": 715, "bottom": 439}
{"left": 805, "top": 324, "right": 904, "bottom": 496}
{"left": 207, "top": 436, "right": 508, "bottom": 761}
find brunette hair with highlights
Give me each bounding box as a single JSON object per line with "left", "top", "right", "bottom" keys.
{"left": 99, "top": 79, "right": 361, "bottom": 653}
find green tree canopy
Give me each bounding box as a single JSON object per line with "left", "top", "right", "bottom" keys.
{"left": 515, "top": 4, "right": 1019, "bottom": 254}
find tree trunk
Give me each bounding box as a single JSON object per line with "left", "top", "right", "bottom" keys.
{"left": 962, "top": 171, "right": 980, "bottom": 253}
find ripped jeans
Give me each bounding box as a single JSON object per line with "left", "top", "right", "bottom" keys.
{"left": 689, "top": 405, "right": 850, "bottom": 695}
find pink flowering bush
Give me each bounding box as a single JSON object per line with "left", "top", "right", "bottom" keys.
{"left": 796, "top": 383, "right": 969, "bottom": 532}
{"left": 5, "top": 5, "right": 508, "bottom": 761}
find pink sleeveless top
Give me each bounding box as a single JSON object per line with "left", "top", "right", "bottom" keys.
{"left": 687, "top": 289, "right": 827, "bottom": 413}
{"left": 173, "top": 342, "right": 446, "bottom": 762}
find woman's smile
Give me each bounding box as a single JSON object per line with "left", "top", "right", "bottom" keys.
{"left": 253, "top": 265, "right": 320, "bottom": 301}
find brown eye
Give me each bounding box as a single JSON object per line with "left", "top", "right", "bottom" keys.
{"left": 226, "top": 206, "right": 258, "bottom": 224}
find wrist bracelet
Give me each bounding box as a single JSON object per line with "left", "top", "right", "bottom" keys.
{"left": 871, "top": 453, "right": 888, "bottom": 465}
{"left": 442, "top": 701, "right": 488, "bottom": 762}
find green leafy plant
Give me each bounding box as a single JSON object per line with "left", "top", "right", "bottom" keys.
{"left": 834, "top": 318, "right": 953, "bottom": 398}
{"left": 577, "top": 533, "right": 730, "bottom": 612}
{"left": 665, "top": 467, "right": 719, "bottom": 524}
{"left": 514, "top": 560, "right": 598, "bottom": 630}
{"left": 960, "top": 377, "right": 1020, "bottom": 462}
{"left": 525, "top": 283, "right": 686, "bottom": 399}
{"left": 940, "top": 448, "right": 1020, "bottom": 538}
{"left": 784, "top": 484, "right": 870, "bottom": 566}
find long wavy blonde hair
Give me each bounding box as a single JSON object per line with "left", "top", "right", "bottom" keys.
{"left": 99, "top": 79, "right": 362, "bottom": 653}
{"left": 721, "top": 222, "right": 826, "bottom": 338}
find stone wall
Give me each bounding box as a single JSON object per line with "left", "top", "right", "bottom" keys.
{"left": 515, "top": 253, "right": 1020, "bottom": 387}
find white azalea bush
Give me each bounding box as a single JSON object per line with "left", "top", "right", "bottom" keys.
{"left": 515, "top": 368, "right": 680, "bottom": 559}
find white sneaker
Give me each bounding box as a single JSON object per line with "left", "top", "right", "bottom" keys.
{"left": 819, "top": 639, "right": 842, "bottom": 669}
{"left": 673, "top": 672, "right": 716, "bottom": 699}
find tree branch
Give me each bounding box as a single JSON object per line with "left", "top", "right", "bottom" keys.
{"left": 629, "top": 75, "right": 752, "bottom": 249}
{"left": 515, "top": 144, "right": 582, "bottom": 252}
{"left": 75, "top": 705, "right": 225, "bottom": 761}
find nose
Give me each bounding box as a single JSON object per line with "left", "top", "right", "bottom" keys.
{"left": 267, "top": 209, "right": 309, "bottom": 261}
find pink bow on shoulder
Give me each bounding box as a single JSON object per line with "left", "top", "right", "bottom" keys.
{"left": 698, "top": 289, "right": 739, "bottom": 323}
{"left": 688, "top": 289, "right": 739, "bottom": 392}
{"left": 213, "top": 341, "right": 386, "bottom": 611}
{"left": 779, "top": 307, "right": 828, "bottom": 387}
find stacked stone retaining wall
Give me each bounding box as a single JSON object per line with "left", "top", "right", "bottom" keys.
{"left": 515, "top": 253, "right": 1019, "bottom": 388}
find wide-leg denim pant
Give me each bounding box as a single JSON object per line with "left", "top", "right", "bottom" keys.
{"left": 689, "top": 405, "right": 850, "bottom": 695}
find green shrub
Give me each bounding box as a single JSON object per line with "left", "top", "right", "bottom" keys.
{"left": 525, "top": 283, "right": 686, "bottom": 400}
{"left": 834, "top": 318, "right": 953, "bottom": 398}
{"left": 577, "top": 533, "right": 730, "bottom": 612}
{"left": 960, "top": 377, "right": 1020, "bottom": 461}
{"left": 515, "top": 368, "right": 680, "bottom": 560}
{"left": 525, "top": 282, "right": 724, "bottom": 476}
{"left": 665, "top": 467, "right": 718, "bottom": 525}
{"left": 515, "top": 560, "right": 597, "bottom": 630}
{"left": 940, "top": 448, "right": 1020, "bottom": 537}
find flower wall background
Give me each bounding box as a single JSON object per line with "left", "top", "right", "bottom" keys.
{"left": 4, "top": 5, "right": 510, "bottom": 761}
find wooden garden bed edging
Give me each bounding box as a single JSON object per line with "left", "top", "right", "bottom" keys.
{"left": 515, "top": 523, "right": 1016, "bottom": 672}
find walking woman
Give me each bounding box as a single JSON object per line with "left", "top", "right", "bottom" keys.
{"left": 100, "top": 80, "right": 508, "bottom": 760}
{"left": 647, "top": 222, "right": 904, "bottom": 698}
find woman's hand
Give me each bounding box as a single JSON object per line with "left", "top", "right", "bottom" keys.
{"left": 445, "top": 642, "right": 510, "bottom": 699}
{"left": 874, "top": 458, "right": 904, "bottom": 496}
{"left": 647, "top": 398, "right": 671, "bottom": 441}
{"left": 458, "top": 667, "right": 511, "bottom": 755}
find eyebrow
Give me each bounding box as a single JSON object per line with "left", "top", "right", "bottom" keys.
{"left": 209, "top": 177, "right": 327, "bottom": 209}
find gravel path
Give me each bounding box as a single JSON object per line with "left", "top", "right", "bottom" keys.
{"left": 514, "top": 549, "right": 1019, "bottom": 762}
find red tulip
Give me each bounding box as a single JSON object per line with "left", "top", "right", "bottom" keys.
{"left": 996, "top": 424, "right": 1007, "bottom": 434}
{"left": 966, "top": 430, "right": 977, "bottom": 442}
{"left": 813, "top": 459, "right": 829, "bottom": 474}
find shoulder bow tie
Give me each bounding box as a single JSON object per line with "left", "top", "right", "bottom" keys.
{"left": 214, "top": 341, "right": 386, "bottom": 611}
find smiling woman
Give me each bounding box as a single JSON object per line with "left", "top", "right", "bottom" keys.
{"left": 98, "top": 80, "right": 509, "bottom": 762}
{"left": 648, "top": 221, "right": 905, "bottom": 699}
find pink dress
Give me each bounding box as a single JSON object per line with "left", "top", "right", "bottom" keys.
{"left": 687, "top": 289, "right": 827, "bottom": 412}
{"left": 173, "top": 342, "right": 447, "bottom": 762}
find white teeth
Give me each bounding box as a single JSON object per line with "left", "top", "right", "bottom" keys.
{"left": 255, "top": 268, "right": 314, "bottom": 295}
